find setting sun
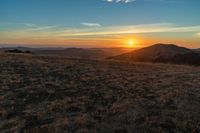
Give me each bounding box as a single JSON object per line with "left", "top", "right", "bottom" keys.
{"left": 126, "top": 39, "right": 139, "bottom": 48}
{"left": 128, "top": 40, "right": 134, "bottom": 46}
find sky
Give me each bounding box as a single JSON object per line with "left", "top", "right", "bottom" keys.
{"left": 0, "top": 0, "right": 200, "bottom": 48}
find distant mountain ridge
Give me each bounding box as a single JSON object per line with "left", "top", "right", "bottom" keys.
{"left": 110, "top": 43, "right": 200, "bottom": 65}
{"left": 35, "top": 48, "right": 107, "bottom": 59}
{"left": 0, "top": 47, "right": 132, "bottom": 60}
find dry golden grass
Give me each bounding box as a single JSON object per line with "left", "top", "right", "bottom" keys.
{"left": 1, "top": 53, "right": 200, "bottom": 133}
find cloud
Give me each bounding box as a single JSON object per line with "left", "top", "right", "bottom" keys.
{"left": 24, "top": 23, "right": 37, "bottom": 27}
{"left": 0, "top": 22, "right": 59, "bottom": 32}
{"left": 1, "top": 22, "right": 200, "bottom": 41}
{"left": 103, "top": 0, "right": 179, "bottom": 4}
{"left": 196, "top": 32, "right": 200, "bottom": 38}
{"left": 103, "top": 0, "right": 136, "bottom": 3}
{"left": 28, "top": 25, "right": 59, "bottom": 31}
{"left": 56, "top": 23, "right": 200, "bottom": 37}
{"left": 80, "top": 22, "right": 102, "bottom": 27}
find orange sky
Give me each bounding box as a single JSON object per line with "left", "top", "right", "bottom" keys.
{"left": 1, "top": 0, "right": 200, "bottom": 48}
{"left": 0, "top": 34, "right": 199, "bottom": 48}
{"left": 0, "top": 23, "right": 200, "bottom": 48}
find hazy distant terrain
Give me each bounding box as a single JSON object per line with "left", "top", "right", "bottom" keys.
{"left": 2, "top": 44, "right": 200, "bottom": 65}
{"left": 1, "top": 53, "right": 200, "bottom": 133}
{"left": 0, "top": 47, "right": 132, "bottom": 60}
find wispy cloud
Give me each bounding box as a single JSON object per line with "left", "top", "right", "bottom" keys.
{"left": 1, "top": 22, "right": 200, "bottom": 41}
{"left": 103, "top": 0, "right": 179, "bottom": 4}
{"left": 28, "top": 25, "right": 59, "bottom": 31}
{"left": 80, "top": 22, "right": 102, "bottom": 27}
{"left": 0, "top": 22, "right": 59, "bottom": 31}
{"left": 57, "top": 23, "right": 200, "bottom": 37}
{"left": 196, "top": 32, "right": 200, "bottom": 38}
{"left": 103, "top": 0, "right": 136, "bottom": 3}
{"left": 24, "top": 23, "right": 37, "bottom": 27}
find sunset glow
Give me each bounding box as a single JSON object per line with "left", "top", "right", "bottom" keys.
{"left": 128, "top": 40, "right": 134, "bottom": 46}
{"left": 123, "top": 39, "right": 139, "bottom": 48}
{"left": 0, "top": 0, "right": 199, "bottom": 48}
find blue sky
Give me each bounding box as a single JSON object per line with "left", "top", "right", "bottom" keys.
{"left": 0, "top": 0, "right": 200, "bottom": 48}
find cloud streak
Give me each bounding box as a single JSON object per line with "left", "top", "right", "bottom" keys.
{"left": 28, "top": 25, "right": 59, "bottom": 31}
{"left": 57, "top": 23, "right": 200, "bottom": 37}
{"left": 196, "top": 32, "right": 200, "bottom": 38}
{"left": 1, "top": 22, "right": 200, "bottom": 41}
{"left": 80, "top": 22, "right": 102, "bottom": 27}
{"left": 103, "top": 0, "right": 136, "bottom": 3}
{"left": 103, "top": 0, "right": 180, "bottom": 4}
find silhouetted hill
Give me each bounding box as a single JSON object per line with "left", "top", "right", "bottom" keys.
{"left": 5, "top": 49, "right": 32, "bottom": 54}
{"left": 1, "top": 46, "right": 36, "bottom": 51}
{"left": 194, "top": 48, "right": 200, "bottom": 53}
{"left": 110, "top": 44, "right": 200, "bottom": 65}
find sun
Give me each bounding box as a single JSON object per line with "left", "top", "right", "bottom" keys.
{"left": 128, "top": 40, "right": 134, "bottom": 46}
{"left": 126, "top": 39, "right": 138, "bottom": 48}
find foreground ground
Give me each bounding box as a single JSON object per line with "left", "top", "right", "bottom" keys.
{"left": 1, "top": 53, "right": 200, "bottom": 133}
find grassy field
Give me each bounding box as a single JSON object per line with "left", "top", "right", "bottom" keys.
{"left": 1, "top": 53, "right": 200, "bottom": 133}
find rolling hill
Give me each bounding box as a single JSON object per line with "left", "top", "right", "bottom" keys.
{"left": 110, "top": 43, "right": 200, "bottom": 65}
{"left": 0, "top": 47, "right": 132, "bottom": 60}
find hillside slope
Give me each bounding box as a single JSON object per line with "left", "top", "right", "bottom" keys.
{"left": 110, "top": 44, "right": 200, "bottom": 65}
{"left": 1, "top": 53, "right": 200, "bottom": 132}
